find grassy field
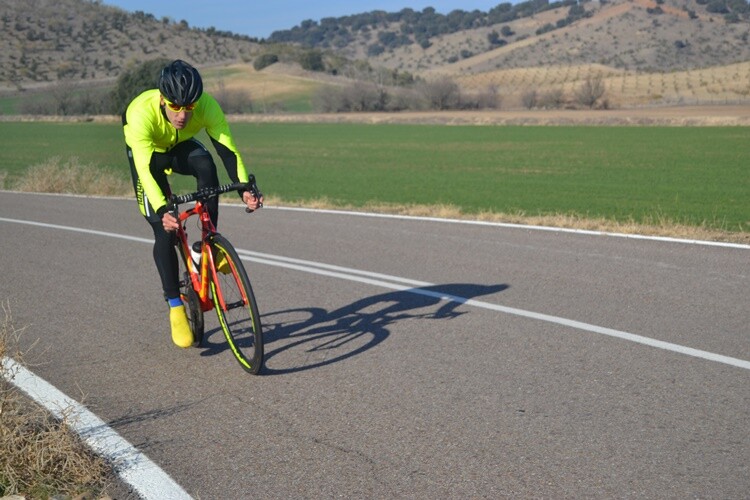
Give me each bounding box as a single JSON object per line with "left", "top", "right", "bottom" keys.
{"left": 0, "top": 121, "right": 747, "bottom": 236}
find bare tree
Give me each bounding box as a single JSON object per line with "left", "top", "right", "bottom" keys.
{"left": 418, "top": 76, "right": 461, "bottom": 110}
{"left": 521, "top": 89, "right": 538, "bottom": 109}
{"left": 575, "top": 75, "right": 606, "bottom": 108}
{"left": 539, "top": 88, "right": 566, "bottom": 109}
{"left": 213, "top": 79, "right": 253, "bottom": 114}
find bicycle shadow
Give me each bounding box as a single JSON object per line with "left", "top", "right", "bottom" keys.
{"left": 257, "top": 283, "right": 509, "bottom": 375}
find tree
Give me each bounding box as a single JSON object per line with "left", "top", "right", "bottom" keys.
{"left": 521, "top": 90, "right": 538, "bottom": 109}
{"left": 299, "top": 50, "right": 325, "bottom": 72}
{"left": 212, "top": 80, "right": 253, "bottom": 114}
{"left": 500, "top": 25, "right": 515, "bottom": 37}
{"left": 418, "top": 77, "right": 461, "bottom": 110}
{"left": 574, "top": 75, "right": 606, "bottom": 108}
{"left": 110, "top": 58, "right": 170, "bottom": 115}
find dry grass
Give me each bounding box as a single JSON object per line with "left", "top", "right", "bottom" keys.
{"left": 12, "top": 157, "right": 131, "bottom": 197}
{"left": 204, "top": 63, "right": 325, "bottom": 102}
{"left": 256, "top": 196, "right": 750, "bottom": 245}
{"left": 13, "top": 154, "right": 748, "bottom": 245}
{"left": 0, "top": 302, "right": 114, "bottom": 499}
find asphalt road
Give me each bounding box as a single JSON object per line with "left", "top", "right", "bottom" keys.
{"left": 1, "top": 191, "right": 748, "bottom": 499}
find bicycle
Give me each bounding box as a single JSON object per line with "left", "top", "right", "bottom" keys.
{"left": 167, "top": 177, "right": 264, "bottom": 374}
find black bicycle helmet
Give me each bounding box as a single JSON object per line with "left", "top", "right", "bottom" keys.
{"left": 158, "top": 60, "right": 203, "bottom": 106}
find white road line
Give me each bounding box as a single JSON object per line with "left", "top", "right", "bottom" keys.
{"left": 0, "top": 215, "right": 749, "bottom": 498}
{"left": 236, "top": 250, "right": 750, "bottom": 371}
{"left": 2, "top": 215, "right": 749, "bottom": 372}
{"left": 1, "top": 357, "right": 192, "bottom": 500}
{"left": 268, "top": 206, "right": 750, "bottom": 250}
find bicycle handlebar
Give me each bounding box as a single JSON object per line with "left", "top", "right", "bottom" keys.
{"left": 168, "top": 175, "right": 262, "bottom": 211}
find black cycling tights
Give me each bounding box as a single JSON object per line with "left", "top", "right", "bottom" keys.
{"left": 143, "top": 140, "right": 219, "bottom": 300}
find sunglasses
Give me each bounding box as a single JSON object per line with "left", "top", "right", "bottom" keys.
{"left": 164, "top": 99, "right": 196, "bottom": 112}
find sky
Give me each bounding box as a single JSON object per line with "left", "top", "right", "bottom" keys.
{"left": 101, "top": 1, "right": 505, "bottom": 39}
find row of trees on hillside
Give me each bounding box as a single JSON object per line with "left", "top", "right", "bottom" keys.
{"left": 14, "top": 59, "right": 609, "bottom": 116}
{"left": 268, "top": 0, "right": 585, "bottom": 50}
{"left": 268, "top": 0, "right": 750, "bottom": 54}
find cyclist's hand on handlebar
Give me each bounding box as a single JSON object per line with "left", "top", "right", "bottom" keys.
{"left": 161, "top": 211, "right": 180, "bottom": 232}
{"left": 242, "top": 189, "right": 263, "bottom": 213}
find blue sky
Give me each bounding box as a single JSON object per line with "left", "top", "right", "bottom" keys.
{"left": 102, "top": 1, "right": 505, "bottom": 39}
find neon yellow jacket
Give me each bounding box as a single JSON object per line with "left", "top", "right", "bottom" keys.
{"left": 123, "top": 89, "right": 248, "bottom": 214}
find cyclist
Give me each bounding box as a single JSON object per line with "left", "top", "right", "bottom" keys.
{"left": 123, "top": 59, "right": 263, "bottom": 348}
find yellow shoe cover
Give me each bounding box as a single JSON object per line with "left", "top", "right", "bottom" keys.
{"left": 214, "top": 250, "right": 231, "bottom": 274}
{"left": 170, "top": 305, "right": 194, "bottom": 348}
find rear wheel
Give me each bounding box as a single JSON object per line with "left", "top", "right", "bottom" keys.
{"left": 176, "top": 242, "right": 204, "bottom": 346}
{"left": 209, "top": 234, "right": 264, "bottom": 374}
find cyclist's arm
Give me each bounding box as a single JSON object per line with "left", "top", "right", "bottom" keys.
{"left": 125, "top": 127, "right": 169, "bottom": 214}
{"left": 123, "top": 91, "right": 171, "bottom": 215}
{"left": 201, "top": 94, "right": 250, "bottom": 186}
{"left": 211, "top": 138, "right": 244, "bottom": 184}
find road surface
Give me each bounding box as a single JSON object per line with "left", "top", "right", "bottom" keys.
{"left": 1, "top": 191, "right": 748, "bottom": 498}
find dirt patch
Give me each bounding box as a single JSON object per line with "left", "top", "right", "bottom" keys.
{"left": 226, "top": 105, "right": 750, "bottom": 126}
{"left": 4, "top": 105, "right": 749, "bottom": 126}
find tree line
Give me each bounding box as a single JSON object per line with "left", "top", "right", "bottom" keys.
{"left": 15, "top": 58, "right": 609, "bottom": 116}
{"left": 267, "top": 0, "right": 585, "bottom": 51}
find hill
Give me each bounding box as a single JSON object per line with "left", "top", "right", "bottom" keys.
{"left": 269, "top": 0, "right": 750, "bottom": 73}
{"left": 1, "top": 0, "right": 749, "bottom": 110}
{"left": 0, "top": 0, "right": 260, "bottom": 91}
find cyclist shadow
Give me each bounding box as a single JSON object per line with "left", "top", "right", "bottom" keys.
{"left": 258, "top": 283, "right": 509, "bottom": 375}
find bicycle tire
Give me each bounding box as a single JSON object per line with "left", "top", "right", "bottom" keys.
{"left": 176, "top": 242, "right": 205, "bottom": 346}
{"left": 209, "top": 234, "right": 264, "bottom": 374}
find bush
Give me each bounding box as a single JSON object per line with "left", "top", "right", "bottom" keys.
{"left": 299, "top": 49, "right": 325, "bottom": 72}
{"left": 18, "top": 81, "right": 111, "bottom": 116}
{"left": 313, "top": 82, "right": 388, "bottom": 112}
{"left": 253, "top": 53, "right": 279, "bottom": 71}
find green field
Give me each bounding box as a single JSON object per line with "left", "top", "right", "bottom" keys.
{"left": 0, "top": 121, "right": 747, "bottom": 233}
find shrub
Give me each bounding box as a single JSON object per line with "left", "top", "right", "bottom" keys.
{"left": 299, "top": 49, "right": 325, "bottom": 72}
{"left": 253, "top": 53, "right": 279, "bottom": 71}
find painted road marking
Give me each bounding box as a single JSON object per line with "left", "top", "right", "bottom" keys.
{"left": 236, "top": 249, "right": 750, "bottom": 371}
{"left": 2, "top": 215, "right": 749, "bottom": 372}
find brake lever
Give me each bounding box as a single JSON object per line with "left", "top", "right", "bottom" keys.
{"left": 245, "top": 184, "right": 263, "bottom": 213}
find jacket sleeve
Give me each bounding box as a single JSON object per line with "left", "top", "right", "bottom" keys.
{"left": 202, "top": 94, "right": 249, "bottom": 184}
{"left": 124, "top": 108, "right": 169, "bottom": 213}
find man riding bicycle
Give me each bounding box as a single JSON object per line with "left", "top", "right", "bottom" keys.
{"left": 123, "top": 59, "right": 263, "bottom": 348}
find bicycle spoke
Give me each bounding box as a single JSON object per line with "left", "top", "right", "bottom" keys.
{"left": 210, "top": 236, "right": 264, "bottom": 374}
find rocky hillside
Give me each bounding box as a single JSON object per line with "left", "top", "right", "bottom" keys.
{"left": 1, "top": 0, "right": 748, "bottom": 100}
{"left": 0, "top": 0, "right": 259, "bottom": 91}
{"left": 270, "top": 0, "right": 750, "bottom": 73}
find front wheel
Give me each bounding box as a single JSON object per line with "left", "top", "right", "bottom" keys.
{"left": 209, "top": 234, "right": 264, "bottom": 374}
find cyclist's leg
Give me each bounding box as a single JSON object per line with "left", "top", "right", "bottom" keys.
{"left": 170, "top": 139, "right": 220, "bottom": 227}
{"left": 127, "top": 148, "right": 180, "bottom": 298}
{"left": 148, "top": 217, "right": 180, "bottom": 299}
{"left": 126, "top": 146, "right": 193, "bottom": 347}
{"left": 148, "top": 217, "right": 192, "bottom": 347}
